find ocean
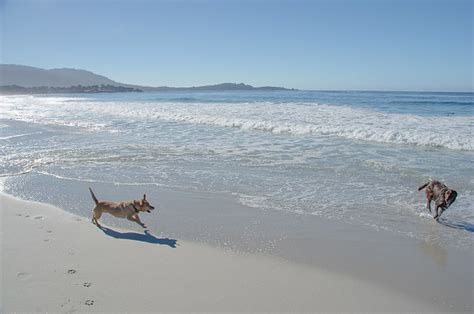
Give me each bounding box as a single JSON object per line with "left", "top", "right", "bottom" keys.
{"left": 1, "top": 90, "right": 473, "bottom": 252}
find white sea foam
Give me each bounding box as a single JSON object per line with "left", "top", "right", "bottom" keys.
{"left": 417, "top": 211, "right": 434, "bottom": 219}
{"left": 236, "top": 193, "right": 269, "bottom": 209}
{"left": 1, "top": 95, "right": 471, "bottom": 151}
{"left": 145, "top": 102, "right": 472, "bottom": 150}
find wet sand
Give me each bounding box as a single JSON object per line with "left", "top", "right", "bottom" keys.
{"left": 1, "top": 191, "right": 460, "bottom": 312}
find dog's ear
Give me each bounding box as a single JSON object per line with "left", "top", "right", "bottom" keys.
{"left": 444, "top": 190, "right": 452, "bottom": 203}
{"left": 444, "top": 190, "right": 457, "bottom": 207}
{"left": 143, "top": 194, "right": 147, "bottom": 200}
{"left": 447, "top": 190, "right": 457, "bottom": 204}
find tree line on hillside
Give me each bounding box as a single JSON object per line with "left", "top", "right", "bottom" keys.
{"left": 0, "top": 84, "right": 143, "bottom": 95}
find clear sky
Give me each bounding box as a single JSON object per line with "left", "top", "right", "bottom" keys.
{"left": 0, "top": 0, "right": 472, "bottom": 91}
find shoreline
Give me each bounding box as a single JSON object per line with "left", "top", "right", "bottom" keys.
{"left": 1, "top": 187, "right": 471, "bottom": 312}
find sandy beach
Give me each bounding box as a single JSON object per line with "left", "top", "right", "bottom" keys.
{"left": 1, "top": 190, "right": 459, "bottom": 312}
{"left": 2, "top": 0, "right": 473, "bottom": 311}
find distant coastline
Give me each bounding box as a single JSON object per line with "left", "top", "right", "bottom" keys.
{"left": 132, "top": 82, "right": 297, "bottom": 92}
{"left": 0, "top": 64, "right": 296, "bottom": 94}
{"left": 0, "top": 84, "right": 143, "bottom": 95}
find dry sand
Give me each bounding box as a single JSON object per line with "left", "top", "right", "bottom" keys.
{"left": 0, "top": 191, "right": 453, "bottom": 312}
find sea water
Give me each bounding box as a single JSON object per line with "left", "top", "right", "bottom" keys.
{"left": 1, "top": 90, "right": 473, "bottom": 251}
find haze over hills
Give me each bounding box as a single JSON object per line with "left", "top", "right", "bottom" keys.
{"left": 0, "top": 64, "right": 294, "bottom": 92}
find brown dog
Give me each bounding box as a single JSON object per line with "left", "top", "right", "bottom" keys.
{"left": 89, "top": 188, "right": 155, "bottom": 228}
{"left": 418, "top": 180, "right": 457, "bottom": 221}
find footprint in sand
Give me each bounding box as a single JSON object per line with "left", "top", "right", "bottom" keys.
{"left": 83, "top": 282, "right": 92, "bottom": 288}
{"left": 60, "top": 298, "right": 75, "bottom": 311}
{"left": 34, "top": 215, "right": 44, "bottom": 220}
{"left": 46, "top": 230, "right": 52, "bottom": 233}
{"left": 67, "top": 269, "right": 77, "bottom": 275}
{"left": 25, "top": 215, "right": 30, "bottom": 218}
{"left": 17, "top": 272, "right": 32, "bottom": 280}
{"left": 16, "top": 213, "right": 22, "bottom": 216}
{"left": 44, "top": 239, "right": 50, "bottom": 242}
{"left": 85, "top": 299, "right": 94, "bottom": 306}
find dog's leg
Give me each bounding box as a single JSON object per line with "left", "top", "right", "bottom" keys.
{"left": 433, "top": 206, "right": 440, "bottom": 220}
{"left": 127, "top": 215, "right": 146, "bottom": 228}
{"left": 425, "top": 191, "right": 432, "bottom": 212}
{"left": 134, "top": 215, "right": 147, "bottom": 228}
{"left": 92, "top": 208, "right": 102, "bottom": 226}
{"left": 435, "top": 208, "right": 445, "bottom": 221}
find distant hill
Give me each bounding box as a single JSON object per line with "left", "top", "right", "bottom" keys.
{"left": 0, "top": 64, "right": 118, "bottom": 87}
{"left": 0, "top": 64, "right": 295, "bottom": 92}
{"left": 135, "top": 82, "right": 294, "bottom": 92}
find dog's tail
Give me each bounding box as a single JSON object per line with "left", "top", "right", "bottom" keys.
{"left": 89, "top": 187, "right": 99, "bottom": 205}
{"left": 418, "top": 182, "right": 430, "bottom": 191}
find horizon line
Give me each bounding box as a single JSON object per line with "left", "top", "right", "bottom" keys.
{"left": 1, "top": 63, "right": 472, "bottom": 94}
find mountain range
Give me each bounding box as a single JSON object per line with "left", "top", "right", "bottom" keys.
{"left": 0, "top": 64, "right": 294, "bottom": 92}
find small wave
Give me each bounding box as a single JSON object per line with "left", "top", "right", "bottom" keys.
{"left": 389, "top": 100, "right": 473, "bottom": 106}
{"left": 0, "top": 132, "right": 42, "bottom": 140}
{"left": 0, "top": 169, "right": 34, "bottom": 177}
{"left": 35, "top": 170, "right": 170, "bottom": 188}
{"left": 163, "top": 97, "right": 200, "bottom": 102}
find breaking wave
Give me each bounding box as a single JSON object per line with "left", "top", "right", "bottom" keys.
{"left": 0, "top": 95, "right": 472, "bottom": 151}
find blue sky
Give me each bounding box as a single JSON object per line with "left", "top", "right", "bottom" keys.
{"left": 0, "top": 0, "right": 472, "bottom": 91}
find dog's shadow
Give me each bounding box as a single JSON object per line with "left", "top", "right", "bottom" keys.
{"left": 438, "top": 218, "right": 474, "bottom": 233}
{"left": 98, "top": 226, "right": 178, "bottom": 248}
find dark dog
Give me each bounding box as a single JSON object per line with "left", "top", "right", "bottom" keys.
{"left": 418, "top": 180, "right": 457, "bottom": 221}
